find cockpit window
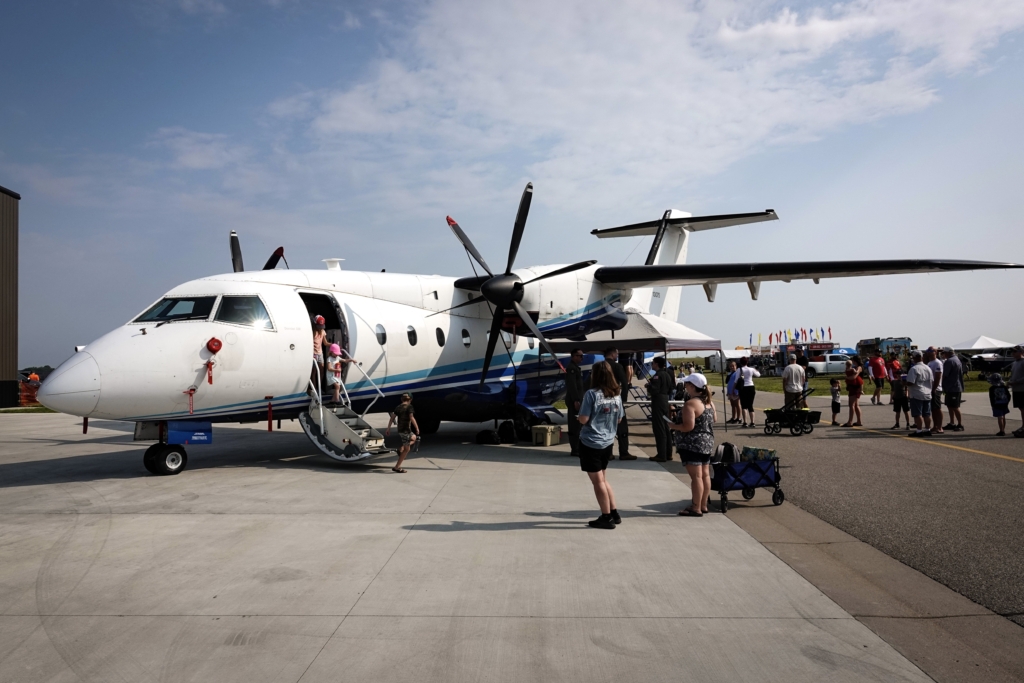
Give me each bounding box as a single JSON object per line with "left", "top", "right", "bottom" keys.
{"left": 215, "top": 295, "right": 274, "bottom": 330}
{"left": 135, "top": 297, "right": 216, "bottom": 323}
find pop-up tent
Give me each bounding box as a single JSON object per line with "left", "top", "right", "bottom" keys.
{"left": 949, "top": 335, "right": 1014, "bottom": 351}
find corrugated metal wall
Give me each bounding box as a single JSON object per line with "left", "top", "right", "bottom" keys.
{"left": 0, "top": 186, "right": 19, "bottom": 383}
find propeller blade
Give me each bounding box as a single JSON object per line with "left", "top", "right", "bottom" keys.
{"left": 521, "top": 260, "right": 597, "bottom": 285}
{"left": 505, "top": 182, "right": 533, "bottom": 274}
{"left": 229, "top": 231, "right": 244, "bottom": 272}
{"left": 512, "top": 301, "right": 564, "bottom": 371}
{"left": 428, "top": 294, "right": 486, "bottom": 317}
{"left": 479, "top": 310, "right": 505, "bottom": 386}
{"left": 262, "top": 247, "right": 287, "bottom": 270}
{"left": 446, "top": 216, "right": 493, "bottom": 276}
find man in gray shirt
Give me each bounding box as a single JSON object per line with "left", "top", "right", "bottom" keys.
{"left": 941, "top": 347, "right": 964, "bottom": 432}
{"left": 906, "top": 350, "right": 934, "bottom": 436}
{"left": 1010, "top": 345, "right": 1024, "bottom": 437}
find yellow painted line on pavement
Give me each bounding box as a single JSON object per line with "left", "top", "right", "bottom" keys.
{"left": 851, "top": 425, "right": 1024, "bottom": 464}
{"left": 747, "top": 402, "right": 1024, "bottom": 464}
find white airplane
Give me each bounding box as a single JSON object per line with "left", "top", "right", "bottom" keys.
{"left": 37, "top": 183, "right": 1021, "bottom": 475}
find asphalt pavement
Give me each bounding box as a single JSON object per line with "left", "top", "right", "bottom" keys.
{"left": 726, "top": 392, "right": 1024, "bottom": 628}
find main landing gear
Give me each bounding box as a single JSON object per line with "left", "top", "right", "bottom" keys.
{"left": 143, "top": 443, "right": 188, "bottom": 476}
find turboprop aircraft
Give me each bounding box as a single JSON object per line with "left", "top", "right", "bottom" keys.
{"left": 37, "top": 183, "right": 1021, "bottom": 475}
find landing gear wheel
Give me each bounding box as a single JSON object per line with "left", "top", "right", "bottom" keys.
{"left": 802, "top": 422, "right": 814, "bottom": 434}
{"left": 147, "top": 444, "right": 187, "bottom": 476}
{"left": 417, "top": 416, "right": 441, "bottom": 435}
{"left": 497, "top": 420, "right": 517, "bottom": 444}
{"left": 772, "top": 489, "right": 785, "bottom": 506}
{"left": 790, "top": 425, "right": 803, "bottom": 436}
{"left": 741, "top": 487, "right": 755, "bottom": 500}
{"left": 142, "top": 443, "right": 163, "bottom": 474}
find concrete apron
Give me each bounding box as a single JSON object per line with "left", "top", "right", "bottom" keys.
{"left": 0, "top": 414, "right": 930, "bottom": 683}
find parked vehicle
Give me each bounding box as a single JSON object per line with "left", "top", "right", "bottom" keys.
{"left": 805, "top": 354, "right": 850, "bottom": 379}
{"left": 856, "top": 337, "right": 915, "bottom": 366}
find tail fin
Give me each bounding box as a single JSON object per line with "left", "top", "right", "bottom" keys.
{"left": 592, "top": 210, "right": 777, "bottom": 321}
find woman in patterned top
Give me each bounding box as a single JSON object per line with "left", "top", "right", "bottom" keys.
{"left": 668, "top": 373, "right": 715, "bottom": 517}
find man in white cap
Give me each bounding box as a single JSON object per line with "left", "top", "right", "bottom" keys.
{"left": 781, "top": 355, "right": 805, "bottom": 408}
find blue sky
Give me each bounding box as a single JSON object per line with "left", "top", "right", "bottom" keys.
{"left": 3, "top": 0, "right": 1023, "bottom": 366}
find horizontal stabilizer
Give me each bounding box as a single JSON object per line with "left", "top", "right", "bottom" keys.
{"left": 592, "top": 210, "right": 777, "bottom": 238}
{"left": 594, "top": 259, "right": 1023, "bottom": 288}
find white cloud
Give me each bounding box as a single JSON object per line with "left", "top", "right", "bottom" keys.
{"left": 152, "top": 127, "right": 252, "bottom": 170}
{"left": 256, "top": 0, "right": 1023, "bottom": 223}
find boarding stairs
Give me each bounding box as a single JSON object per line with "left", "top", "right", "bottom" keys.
{"left": 298, "top": 358, "right": 393, "bottom": 463}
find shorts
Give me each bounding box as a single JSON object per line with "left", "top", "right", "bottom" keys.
{"left": 314, "top": 353, "right": 323, "bottom": 366}
{"left": 784, "top": 391, "right": 803, "bottom": 407}
{"left": 910, "top": 398, "right": 931, "bottom": 418}
{"left": 579, "top": 442, "right": 612, "bottom": 473}
{"left": 993, "top": 406, "right": 1009, "bottom": 418}
{"left": 873, "top": 378, "right": 885, "bottom": 389}
{"left": 847, "top": 387, "right": 862, "bottom": 400}
{"left": 739, "top": 386, "right": 756, "bottom": 411}
{"left": 931, "top": 392, "right": 943, "bottom": 412}
{"left": 831, "top": 401, "right": 841, "bottom": 415}
{"left": 325, "top": 374, "right": 341, "bottom": 386}
{"left": 398, "top": 430, "right": 414, "bottom": 445}
{"left": 678, "top": 448, "right": 711, "bottom": 466}
{"left": 1013, "top": 390, "right": 1024, "bottom": 409}
{"left": 892, "top": 394, "right": 909, "bottom": 412}
{"left": 944, "top": 392, "right": 961, "bottom": 408}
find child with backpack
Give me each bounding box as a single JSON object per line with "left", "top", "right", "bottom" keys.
{"left": 989, "top": 374, "right": 1011, "bottom": 436}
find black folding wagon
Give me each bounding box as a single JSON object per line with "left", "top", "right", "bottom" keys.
{"left": 711, "top": 457, "right": 784, "bottom": 513}
{"left": 762, "top": 387, "right": 821, "bottom": 436}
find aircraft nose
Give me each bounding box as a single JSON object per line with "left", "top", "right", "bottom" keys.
{"left": 37, "top": 352, "right": 101, "bottom": 416}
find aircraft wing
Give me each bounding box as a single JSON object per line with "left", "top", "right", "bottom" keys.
{"left": 593, "top": 259, "right": 1023, "bottom": 289}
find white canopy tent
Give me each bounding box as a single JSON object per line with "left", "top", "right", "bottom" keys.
{"left": 949, "top": 335, "right": 1015, "bottom": 351}
{"left": 548, "top": 312, "right": 721, "bottom": 355}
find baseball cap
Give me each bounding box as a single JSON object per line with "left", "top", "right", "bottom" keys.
{"left": 682, "top": 373, "right": 707, "bottom": 389}
{"left": 314, "top": 315, "right": 325, "bottom": 324}
{"left": 329, "top": 343, "right": 341, "bottom": 355}
{"left": 988, "top": 373, "right": 1004, "bottom": 384}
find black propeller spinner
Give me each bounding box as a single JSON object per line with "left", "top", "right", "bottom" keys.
{"left": 441, "top": 182, "right": 596, "bottom": 385}
{"left": 228, "top": 231, "right": 289, "bottom": 272}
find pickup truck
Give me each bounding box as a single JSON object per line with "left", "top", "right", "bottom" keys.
{"left": 805, "top": 354, "right": 849, "bottom": 379}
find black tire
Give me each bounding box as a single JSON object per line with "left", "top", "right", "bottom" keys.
{"left": 802, "top": 422, "right": 814, "bottom": 434}
{"left": 720, "top": 495, "right": 728, "bottom": 514}
{"left": 497, "top": 420, "right": 517, "bottom": 444}
{"left": 772, "top": 423, "right": 782, "bottom": 434}
{"left": 142, "top": 444, "right": 162, "bottom": 474}
{"left": 763, "top": 425, "right": 773, "bottom": 435}
{"left": 741, "top": 487, "right": 755, "bottom": 500}
{"left": 417, "top": 415, "right": 441, "bottom": 435}
{"left": 772, "top": 489, "right": 785, "bottom": 506}
{"left": 149, "top": 444, "right": 187, "bottom": 476}
{"left": 805, "top": 367, "right": 816, "bottom": 380}
{"left": 790, "top": 425, "right": 803, "bottom": 436}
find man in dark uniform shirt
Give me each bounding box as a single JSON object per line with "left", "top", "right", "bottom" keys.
{"left": 604, "top": 347, "right": 637, "bottom": 460}
{"left": 565, "top": 349, "right": 585, "bottom": 457}
{"left": 647, "top": 356, "right": 674, "bottom": 462}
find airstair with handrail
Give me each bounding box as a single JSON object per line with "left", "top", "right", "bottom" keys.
{"left": 298, "top": 356, "right": 393, "bottom": 462}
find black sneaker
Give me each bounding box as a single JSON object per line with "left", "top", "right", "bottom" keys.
{"left": 588, "top": 515, "right": 615, "bottom": 529}
{"left": 610, "top": 509, "right": 622, "bottom": 525}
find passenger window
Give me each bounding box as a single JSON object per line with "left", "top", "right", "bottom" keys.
{"left": 375, "top": 324, "right": 387, "bottom": 345}
{"left": 462, "top": 329, "right": 471, "bottom": 348}
{"left": 436, "top": 328, "right": 445, "bottom": 347}
{"left": 407, "top": 326, "right": 418, "bottom": 346}
{"left": 215, "top": 296, "right": 273, "bottom": 329}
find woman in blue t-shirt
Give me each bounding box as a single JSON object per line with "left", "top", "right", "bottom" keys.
{"left": 577, "top": 361, "right": 625, "bottom": 529}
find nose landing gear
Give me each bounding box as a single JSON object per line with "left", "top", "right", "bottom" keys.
{"left": 143, "top": 443, "right": 188, "bottom": 476}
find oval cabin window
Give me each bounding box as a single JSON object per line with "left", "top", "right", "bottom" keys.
{"left": 462, "top": 329, "right": 471, "bottom": 347}
{"left": 436, "top": 328, "right": 445, "bottom": 347}
{"left": 407, "top": 326, "right": 418, "bottom": 346}
{"left": 375, "top": 324, "right": 387, "bottom": 345}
